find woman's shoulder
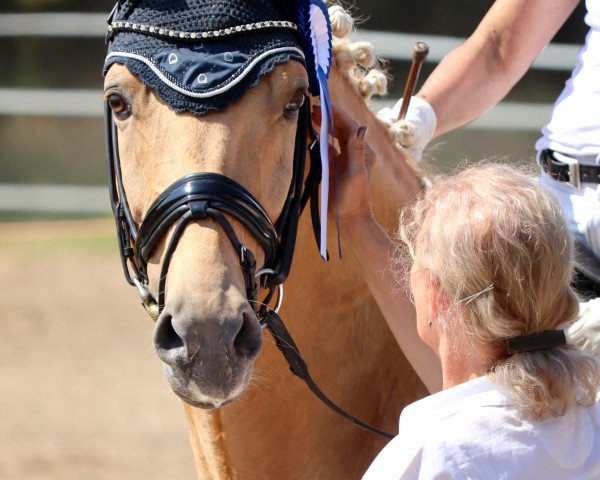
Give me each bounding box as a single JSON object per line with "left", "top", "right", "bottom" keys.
{"left": 419, "top": 395, "right": 600, "bottom": 479}
{"left": 365, "top": 378, "right": 600, "bottom": 479}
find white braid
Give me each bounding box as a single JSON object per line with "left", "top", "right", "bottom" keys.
{"left": 328, "top": 4, "right": 354, "bottom": 38}
{"left": 350, "top": 41, "right": 376, "bottom": 69}
{"left": 332, "top": 39, "right": 377, "bottom": 70}
{"left": 358, "top": 69, "right": 388, "bottom": 99}
{"left": 332, "top": 38, "right": 355, "bottom": 70}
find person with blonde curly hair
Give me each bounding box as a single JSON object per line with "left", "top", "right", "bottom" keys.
{"left": 328, "top": 105, "right": 600, "bottom": 479}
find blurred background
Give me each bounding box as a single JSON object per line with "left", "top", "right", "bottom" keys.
{"left": 0, "top": 0, "right": 587, "bottom": 479}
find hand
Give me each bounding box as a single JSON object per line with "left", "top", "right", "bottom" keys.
{"left": 377, "top": 96, "right": 437, "bottom": 162}
{"left": 325, "top": 104, "right": 377, "bottom": 227}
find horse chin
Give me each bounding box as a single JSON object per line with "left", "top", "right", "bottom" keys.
{"left": 162, "top": 363, "right": 253, "bottom": 409}
{"left": 174, "top": 393, "right": 236, "bottom": 410}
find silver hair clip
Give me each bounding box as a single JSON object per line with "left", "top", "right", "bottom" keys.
{"left": 460, "top": 283, "right": 494, "bottom": 305}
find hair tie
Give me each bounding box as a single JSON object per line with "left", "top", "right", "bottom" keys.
{"left": 506, "top": 330, "right": 566, "bottom": 355}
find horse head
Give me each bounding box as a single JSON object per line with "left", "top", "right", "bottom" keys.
{"left": 103, "top": 0, "right": 326, "bottom": 408}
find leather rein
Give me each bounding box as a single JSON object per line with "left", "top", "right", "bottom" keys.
{"left": 104, "top": 97, "right": 394, "bottom": 440}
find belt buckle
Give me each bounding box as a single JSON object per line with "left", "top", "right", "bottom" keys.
{"left": 553, "top": 152, "right": 581, "bottom": 188}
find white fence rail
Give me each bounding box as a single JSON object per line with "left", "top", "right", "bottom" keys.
{"left": 0, "top": 13, "right": 575, "bottom": 124}
{"left": 0, "top": 89, "right": 101, "bottom": 117}
{"left": 0, "top": 13, "right": 581, "bottom": 70}
{"left": 0, "top": 184, "right": 108, "bottom": 214}
{"left": 0, "top": 88, "right": 552, "bottom": 131}
{"left": 0, "top": 12, "right": 576, "bottom": 123}
{"left": 0, "top": 13, "right": 107, "bottom": 37}
{"left": 0, "top": 13, "right": 576, "bottom": 214}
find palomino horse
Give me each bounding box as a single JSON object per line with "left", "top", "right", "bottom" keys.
{"left": 104, "top": 2, "right": 427, "bottom": 478}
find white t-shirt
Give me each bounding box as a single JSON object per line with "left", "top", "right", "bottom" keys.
{"left": 363, "top": 376, "right": 600, "bottom": 480}
{"left": 535, "top": 0, "right": 600, "bottom": 157}
{"left": 534, "top": 0, "right": 600, "bottom": 258}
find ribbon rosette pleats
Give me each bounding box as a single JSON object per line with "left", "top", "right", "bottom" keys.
{"left": 298, "top": 0, "right": 333, "bottom": 259}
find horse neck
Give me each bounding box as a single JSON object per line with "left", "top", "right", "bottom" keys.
{"left": 327, "top": 67, "right": 423, "bottom": 229}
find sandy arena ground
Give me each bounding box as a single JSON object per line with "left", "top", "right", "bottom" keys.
{"left": 0, "top": 219, "right": 197, "bottom": 480}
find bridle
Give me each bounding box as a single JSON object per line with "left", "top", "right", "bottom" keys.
{"left": 104, "top": 98, "right": 312, "bottom": 320}
{"left": 104, "top": 8, "right": 394, "bottom": 440}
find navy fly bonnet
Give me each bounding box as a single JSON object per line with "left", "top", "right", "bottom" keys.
{"left": 104, "top": 0, "right": 334, "bottom": 258}
{"left": 105, "top": 0, "right": 313, "bottom": 116}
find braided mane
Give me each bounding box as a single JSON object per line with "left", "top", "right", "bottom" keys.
{"left": 328, "top": 3, "right": 417, "bottom": 159}
{"left": 328, "top": 4, "right": 389, "bottom": 100}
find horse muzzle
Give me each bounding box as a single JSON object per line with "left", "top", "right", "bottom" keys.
{"left": 154, "top": 302, "right": 263, "bottom": 407}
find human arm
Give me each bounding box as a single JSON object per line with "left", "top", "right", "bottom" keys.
{"left": 379, "top": 0, "right": 580, "bottom": 156}
{"left": 330, "top": 105, "right": 443, "bottom": 393}
{"left": 342, "top": 213, "right": 442, "bottom": 393}
{"left": 418, "top": 0, "right": 580, "bottom": 137}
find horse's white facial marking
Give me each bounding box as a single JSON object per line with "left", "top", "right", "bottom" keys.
{"left": 187, "top": 381, "right": 228, "bottom": 408}
{"left": 160, "top": 361, "right": 250, "bottom": 407}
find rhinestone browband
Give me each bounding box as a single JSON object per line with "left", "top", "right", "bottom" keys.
{"left": 107, "top": 20, "right": 298, "bottom": 41}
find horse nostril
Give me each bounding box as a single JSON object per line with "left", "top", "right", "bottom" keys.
{"left": 154, "top": 313, "right": 185, "bottom": 365}
{"left": 153, "top": 309, "right": 262, "bottom": 366}
{"left": 233, "top": 312, "right": 263, "bottom": 360}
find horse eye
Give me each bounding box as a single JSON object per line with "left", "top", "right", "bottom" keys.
{"left": 284, "top": 94, "right": 306, "bottom": 119}
{"left": 107, "top": 93, "right": 132, "bottom": 120}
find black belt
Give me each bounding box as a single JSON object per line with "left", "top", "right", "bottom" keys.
{"left": 540, "top": 149, "right": 600, "bottom": 188}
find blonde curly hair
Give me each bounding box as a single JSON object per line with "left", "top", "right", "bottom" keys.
{"left": 398, "top": 163, "right": 599, "bottom": 420}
